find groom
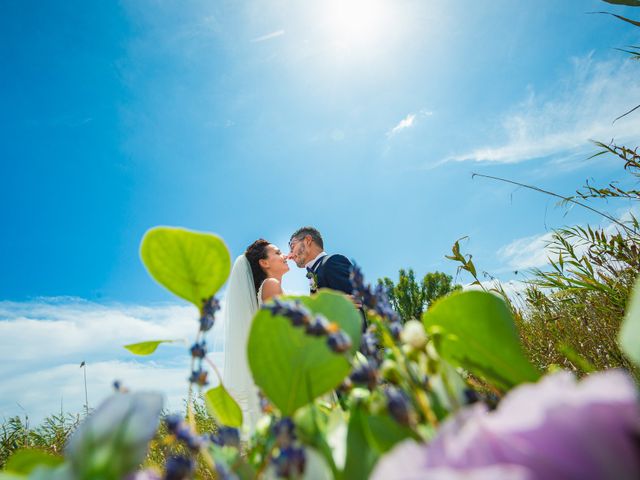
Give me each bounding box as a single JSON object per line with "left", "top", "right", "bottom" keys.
{"left": 288, "top": 226, "right": 367, "bottom": 330}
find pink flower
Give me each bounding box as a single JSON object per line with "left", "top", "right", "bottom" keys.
{"left": 372, "top": 370, "right": 640, "bottom": 480}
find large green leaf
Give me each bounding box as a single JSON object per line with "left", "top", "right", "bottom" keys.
{"left": 205, "top": 384, "right": 243, "bottom": 427}
{"left": 341, "top": 406, "right": 379, "bottom": 480}
{"left": 619, "top": 276, "right": 640, "bottom": 367}
{"left": 297, "top": 291, "right": 362, "bottom": 356}
{"left": 5, "top": 449, "right": 63, "bottom": 474}
{"left": 124, "top": 339, "right": 175, "bottom": 355}
{"left": 423, "top": 290, "right": 540, "bottom": 391}
{"left": 0, "top": 474, "right": 25, "bottom": 480}
{"left": 363, "top": 414, "right": 416, "bottom": 454}
{"left": 140, "top": 227, "right": 231, "bottom": 307}
{"left": 248, "top": 291, "right": 361, "bottom": 415}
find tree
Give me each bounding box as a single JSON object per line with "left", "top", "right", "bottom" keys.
{"left": 378, "top": 269, "right": 460, "bottom": 322}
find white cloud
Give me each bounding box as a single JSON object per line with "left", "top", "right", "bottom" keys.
{"left": 251, "top": 29, "right": 285, "bottom": 43}
{"left": 386, "top": 110, "right": 432, "bottom": 138}
{"left": 387, "top": 113, "right": 416, "bottom": 136}
{"left": 497, "top": 231, "right": 557, "bottom": 270}
{"left": 497, "top": 205, "right": 639, "bottom": 272}
{"left": 463, "top": 279, "right": 528, "bottom": 302}
{"left": 0, "top": 298, "right": 226, "bottom": 423}
{"left": 445, "top": 54, "right": 640, "bottom": 165}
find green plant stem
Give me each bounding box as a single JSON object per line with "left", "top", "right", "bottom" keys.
{"left": 471, "top": 172, "right": 634, "bottom": 236}
{"left": 371, "top": 315, "right": 439, "bottom": 427}
{"left": 440, "top": 368, "right": 461, "bottom": 412}
{"left": 205, "top": 357, "right": 223, "bottom": 384}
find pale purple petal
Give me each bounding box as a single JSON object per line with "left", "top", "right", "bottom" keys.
{"left": 372, "top": 370, "right": 640, "bottom": 480}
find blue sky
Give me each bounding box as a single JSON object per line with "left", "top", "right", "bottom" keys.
{"left": 1, "top": 0, "right": 640, "bottom": 421}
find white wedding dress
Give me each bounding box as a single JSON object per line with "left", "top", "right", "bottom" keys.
{"left": 222, "top": 255, "right": 263, "bottom": 436}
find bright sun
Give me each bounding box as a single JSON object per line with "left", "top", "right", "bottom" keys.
{"left": 324, "top": 0, "right": 395, "bottom": 53}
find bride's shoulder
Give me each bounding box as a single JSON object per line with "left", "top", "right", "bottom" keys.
{"left": 260, "top": 277, "right": 283, "bottom": 298}
{"left": 261, "top": 277, "right": 281, "bottom": 289}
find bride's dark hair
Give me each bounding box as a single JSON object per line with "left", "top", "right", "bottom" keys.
{"left": 245, "top": 239, "right": 270, "bottom": 294}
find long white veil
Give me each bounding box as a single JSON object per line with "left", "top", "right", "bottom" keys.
{"left": 222, "top": 254, "right": 261, "bottom": 435}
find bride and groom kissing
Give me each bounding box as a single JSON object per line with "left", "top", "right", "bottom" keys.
{"left": 221, "top": 226, "right": 362, "bottom": 433}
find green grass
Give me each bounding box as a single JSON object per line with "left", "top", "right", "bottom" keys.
{"left": 1, "top": 398, "right": 220, "bottom": 479}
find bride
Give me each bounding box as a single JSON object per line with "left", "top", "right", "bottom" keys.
{"left": 222, "top": 239, "right": 289, "bottom": 435}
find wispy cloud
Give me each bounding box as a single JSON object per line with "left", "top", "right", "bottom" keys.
{"left": 496, "top": 206, "right": 639, "bottom": 272}
{"left": 463, "top": 279, "right": 528, "bottom": 301}
{"left": 497, "top": 231, "right": 557, "bottom": 270}
{"left": 387, "top": 114, "right": 416, "bottom": 137}
{"left": 0, "top": 298, "right": 226, "bottom": 422}
{"left": 387, "top": 109, "right": 433, "bottom": 138}
{"left": 444, "top": 55, "right": 640, "bottom": 165}
{"left": 251, "top": 29, "right": 285, "bottom": 43}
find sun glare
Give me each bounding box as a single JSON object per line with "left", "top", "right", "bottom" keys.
{"left": 324, "top": 0, "right": 394, "bottom": 53}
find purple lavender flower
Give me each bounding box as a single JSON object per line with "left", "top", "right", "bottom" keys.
{"left": 272, "top": 446, "right": 306, "bottom": 478}
{"left": 263, "top": 298, "right": 311, "bottom": 326}
{"left": 327, "top": 330, "right": 352, "bottom": 353}
{"left": 189, "top": 341, "right": 206, "bottom": 359}
{"left": 164, "top": 455, "right": 194, "bottom": 480}
{"left": 210, "top": 426, "right": 240, "bottom": 448}
{"left": 350, "top": 360, "right": 378, "bottom": 390}
{"left": 272, "top": 417, "right": 297, "bottom": 448}
{"left": 306, "top": 315, "right": 332, "bottom": 336}
{"left": 372, "top": 370, "right": 640, "bottom": 480}
{"left": 199, "top": 296, "right": 220, "bottom": 332}
{"left": 385, "top": 386, "right": 416, "bottom": 427}
{"left": 188, "top": 368, "right": 208, "bottom": 386}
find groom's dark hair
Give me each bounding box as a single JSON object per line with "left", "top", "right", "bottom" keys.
{"left": 290, "top": 227, "right": 323, "bottom": 249}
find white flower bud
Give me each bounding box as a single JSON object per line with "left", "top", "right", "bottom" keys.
{"left": 400, "top": 320, "right": 427, "bottom": 349}
{"left": 255, "top": 415, "right": 272, "bottom": 436}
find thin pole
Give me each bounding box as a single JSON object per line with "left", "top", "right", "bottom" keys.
{"left": 80, "top": 361, "right": 89, "bottom": 415}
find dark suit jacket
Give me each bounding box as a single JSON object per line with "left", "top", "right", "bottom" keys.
{"left": 311, "top": 254, "right": 367, "bottom": 331}
{"left": 312, "top": 254, "right": 354, "bottom": 295}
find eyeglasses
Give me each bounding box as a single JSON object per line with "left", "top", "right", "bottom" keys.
{"left": 289, "top": 237, "right": 302, "bottom": 251}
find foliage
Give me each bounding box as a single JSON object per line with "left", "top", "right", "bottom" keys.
{"left": 425, "top": 291, "right": 540, "bottom": 391}
{"left": 248, "top": 291, "right": 361, "bottom": 415}
{"left": 140, "top": 226, "right": 231, "bottom": 308}
{"left": 144, "top": 399, "right": 220, "bottom": 480}
{"left": 517, "top": 141, "right": 640, "bottom": 380}
{"left": 3, "top": 219, "right": 639, "bottom": 479}
{"left": 377, "top": 269, "right": 460, "bottom": 322}
{"left": 446, "top": 140, "right": 640, "bottom": 384}
{"left": 0, "top": 413, "right": 79, "bottom": 470}
{"left": 3, "top": 6, "right": 639, "bottom": 477}
{"left": 620, "top": 277, "right": 640, "bottom": 365}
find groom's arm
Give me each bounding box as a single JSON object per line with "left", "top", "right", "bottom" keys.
{"left": 324, "top": 254, "right": 368, "bottom": 333}
{"left": 323, "top": 255, "right": 354, "bottom": 295}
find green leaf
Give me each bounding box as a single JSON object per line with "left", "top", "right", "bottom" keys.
{"left": 619, "top": 276, "right": 640, "bottom": 367}
{"left": 0, "top": 473, "right": 26, "bottom": 480}
{"left": 123, "top": 339, "right": 176, "bottom": 355}
{"left": 341, "top": 406, "right": 378, "bottom": 480}
{"left": 294, "top": 404, "right": 340, "bottom": 478}
{"left": 205, "top": 384, "right": 243, "bottom": 427}
{"left": 363, "top": 414, "right": 416, "bottom": 454}
{"left": 248, "top": 291, "right": 361, "bottom": 415}
{"left": 595, "top": 11, "right": 640, "bottom": 27}
{"left": 297, "top": 291, "right": 362, "bottom": 356}
{"left": 5, "top": 449, "right": 63, "bottom": 474}
{"left": 140, "top": 227, "right": 231, "bottom": 307}
{"left": 602, "top": 0, "right": 640, "bottom": 7}
{"left": 423, "top": 291, "right": 540, "bottom": 391}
